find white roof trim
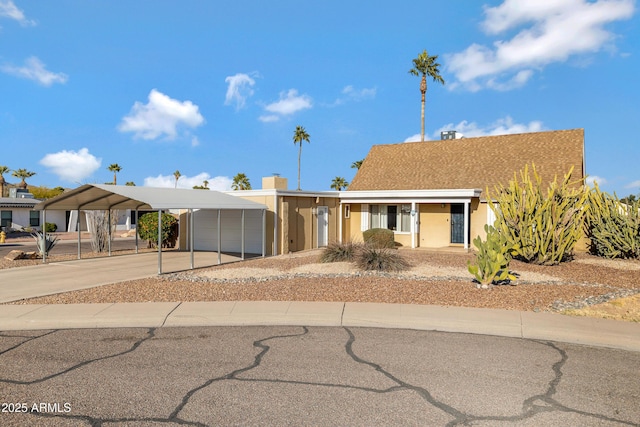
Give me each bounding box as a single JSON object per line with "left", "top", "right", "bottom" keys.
{"left": 35, "top": 184, "right": 267, "bottom": 211}
{"left": 339, "top": 189, "right": 483, "bottom": 201}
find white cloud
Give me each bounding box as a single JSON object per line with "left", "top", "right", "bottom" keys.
{"left": 39, "top": 148, "right": 101, "bottom": 183}
{"left": 224, "top": 72, "right": 257, "bottom": 110}
{"left": 0, "top": 0, "right": 36, "bottom": 26}
{"left": 260, "top": 89, "right": 312, "bottom": 122}
{"left": 446, "top": 0, "right": 635, "bottom": 91}
{"left": 144, "top": 173, "right": 232, "bottom": 190}
{"left": 434, "top": 116, "right": 544, "bottom": 138}
{"left": 404, "top": 133, "right": 428, "bottom": 143}
{"left": 333, "top": 85, "right": 377, "bottom": 105}
{"left": 625, "top": 180, "right": 640, "bottom": 189}
{"left": 1, "top": 56, "right": 67, "bottom": 86}
{"left": 586, "top": 175, "right": 607, "bottom": 187}
{"left": 118, "top": 89, "right": 205, "bottom": 140}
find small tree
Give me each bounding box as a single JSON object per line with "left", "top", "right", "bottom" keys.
{"left": 330, "top": 176, "right": 348, "bottom": 191}
{"left": 137, "top": 212, "right": 178, "bottom": 248}
{"left": 108, "top": 164, "right": 122, "bottom": 185}
{"left": 85, "top": 210, "right": 118, "bottom": 253}
{"left": 232, "top": 173, "right": 252, "bottom": 190}
{"left": 12, "top": 168, "right": 36, "bottom": 189}
{"left": 173, "top": 170, "right": 181, "bottom": 188}
{"left": 351, "top": 159, "right": 364, "bottom": 170}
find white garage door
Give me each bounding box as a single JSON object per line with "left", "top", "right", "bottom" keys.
{"left": 192, "top": 209, "right": 263, "bottom": 254}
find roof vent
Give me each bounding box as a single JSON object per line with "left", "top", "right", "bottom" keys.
{"left": 440, "top": 130, "right": 464, "bottom": 140}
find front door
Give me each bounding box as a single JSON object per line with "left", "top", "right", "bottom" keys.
{"left": 317, "top": 206, "right": 328, "bottom": 247}
{"left": 451, "top": 204, "right": 464, "bottom": 244}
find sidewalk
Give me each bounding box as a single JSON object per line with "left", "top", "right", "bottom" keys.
{"left": 2, "top": 251, "right": 640, "bottom": 353}
{"left": 2, "top": 301, "right": 640, "bottom": 352}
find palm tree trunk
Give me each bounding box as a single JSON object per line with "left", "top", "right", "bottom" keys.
{"left": 420, "top": 75, "right": 427, "bottom": 142}
{"left": 297, "top": 143, "right": 302, "bottom": 191}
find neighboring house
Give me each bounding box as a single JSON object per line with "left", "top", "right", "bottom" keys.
{"left": 0, "top": 190, "right": 65, "bottom": 232}
{"left": 342, "top": 128, "right": 585, "bottom": 249}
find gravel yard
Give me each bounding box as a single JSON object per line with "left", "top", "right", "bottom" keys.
{"left": 6, "top": 248, "right": 640, "bottom": 317}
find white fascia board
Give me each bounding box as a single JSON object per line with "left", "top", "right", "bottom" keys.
{"left": 340, "top": 189, "right": 483, "bottom": 203}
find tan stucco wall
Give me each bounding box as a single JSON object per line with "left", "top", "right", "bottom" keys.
{"left": 419, "top": 204, "right": 451, "bottom": 247}
{"left": 281, "top": 195, "right": 339, "bottom": 253}
{"left": 344, "top": 204, "right": 364, "bottom": 242}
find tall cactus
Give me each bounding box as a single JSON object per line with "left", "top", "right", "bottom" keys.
{"left": 585, "top": 183, "right": 640, "bottom": 259}
{"left": 488, "top": 164, "right": 587, "bottom": 265}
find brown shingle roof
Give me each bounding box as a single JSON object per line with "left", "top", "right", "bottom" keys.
{"left": 347, "top": 129, "right": 584, "bottom": 191}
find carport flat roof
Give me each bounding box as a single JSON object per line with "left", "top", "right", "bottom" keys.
{"left": 35, "top": 184, "right": 268, "bottom": 211}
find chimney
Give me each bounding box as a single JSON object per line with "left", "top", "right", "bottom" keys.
{"left": 262, "top": 175, "right": 288, "bottom": 190}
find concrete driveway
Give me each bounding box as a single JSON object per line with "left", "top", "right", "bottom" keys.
{"left": 1, "top": 326, "right": 638, "bottom": 426}
{"left": 0, "top": 251, "right": 249, "bottom": 303}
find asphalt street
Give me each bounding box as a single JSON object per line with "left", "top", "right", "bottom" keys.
{"left": 1, "top": 326, "right": 638, "bottom": 426}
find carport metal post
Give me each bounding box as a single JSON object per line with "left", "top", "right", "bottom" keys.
{"left": 189, "top": 208, "right": 194, "bottom": 269}
{"left": 241, "top": 209, "right": 245, "bottom": 260}
{"left": 108, "top": 209, "right": 112, "bottom": 256}
{"left": 217, "top": 209, "right": 221, "bottom": 265}
{"left": 77, "top": 209, "right": 82, "bottom": 259}
{"left": 134, "top": 209, "right": 139, "bottom": 254}
{"left": 157, "top": 209, "right": 162, "bottom": 275}
{"left": 41, "top": 210, "right": 46, "bottom": 263}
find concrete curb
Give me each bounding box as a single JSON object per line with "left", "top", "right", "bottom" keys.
{"left": 2, "top": 301, "right": 639, "bottom": 352}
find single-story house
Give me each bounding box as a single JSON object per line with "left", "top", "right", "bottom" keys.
{"left": 227, "top": 128, "right": 585, "bottom": 253}
{"left": 340, "top": 128, "right": 585, "bottom": 249}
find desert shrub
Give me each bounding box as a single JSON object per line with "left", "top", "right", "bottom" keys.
{"left": 363, "top": 228, "right": 395, "bottom": 249}
{"left": 31, "top": 231, "right": 59, "bottom": 256}
{"left": 585, "top": 184, "right": 640, "bottom": 259}
{"left": 355, "top": 246, "right": 410, "bottom": 272}
{"left": 319, "top": 241, "right": 362, "bottom": 263}
{"left": 468, "top": 225, "right": 517, "bottom": 287}
{"left": 489, "top": 164, "right": 588, "bottom": 265}
{"left": 44, "top": 222, "right": 57, "bottom": 233}
{"left": 137, "top": 212, "right": 178, "bottom": 248}
{"left": 85, "top": 210, "right": 118, "bottom": 253}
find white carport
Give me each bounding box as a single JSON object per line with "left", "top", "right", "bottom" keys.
{"left": 34, "top": 184, "right": 267, "bottom": 274}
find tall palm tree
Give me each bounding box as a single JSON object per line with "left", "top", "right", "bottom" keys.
{"left": 232, "top": 173, "right": 252, "bottom": 190}
{"left": 293, "top": 125, "right": 310, "bottom": 191}
{"left": 203, "top": 180, "right": 209, "bottom": 188}
{"left": 0, "top": 165, "right": 9, "bottom": 197}
{"left": 12, "top": 168, "right": 36, "bottom": 189}
{"left": 351, "top": 159, "right": 364, "bottom": 170}
{"left": 107, "top": 164, "right": 122, "bottom": 185}
{"left": 409, "top": 49, "right": 445, "bottom": 142}
{"left": 173, "top": 170, "right": 181, "bottom": 188}
{"left": 330, "top": 176, "right": 348, "bottom": 191}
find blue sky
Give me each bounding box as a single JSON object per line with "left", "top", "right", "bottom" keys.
{"left": 1, "top": 0, "right": 638, "bottom": 196}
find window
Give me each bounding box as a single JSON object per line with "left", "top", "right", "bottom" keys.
{"left": 30, "top": 211, "right": 40, "bottom": 227}
{"left": 1, "top": 211, "right": 12, "bottom": 229}
{"left": 368, "top": 204, "right": 411, "bottom": 232}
